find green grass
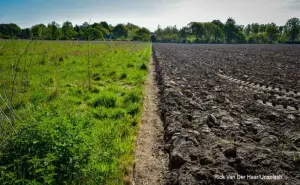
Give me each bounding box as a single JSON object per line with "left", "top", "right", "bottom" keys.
{"left": 0, "top": 40, "right": 151, "bottom": 185}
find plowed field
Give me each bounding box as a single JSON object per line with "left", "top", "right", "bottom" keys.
{"left": 153, "top": 44, "right": 300, "bottom": 185}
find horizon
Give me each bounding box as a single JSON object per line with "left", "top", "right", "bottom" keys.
{"left": 1, "top": 0, "right": 300, "bottom": 31}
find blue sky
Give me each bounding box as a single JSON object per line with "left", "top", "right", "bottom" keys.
{"left": 0, "top": 0, "right": 300, "bottom": 31}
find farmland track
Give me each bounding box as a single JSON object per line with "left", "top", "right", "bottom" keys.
{"left": 153, "top": 43, "right": 300, "bottom": 185}
{"left": 218, "top": 74, "right": 300, "bottom": 98}
{"left": 218, "top": 74, "right": 300, "bottom": 114}
{"left": 134, "top": 59, "right": 167, "bottom": 185}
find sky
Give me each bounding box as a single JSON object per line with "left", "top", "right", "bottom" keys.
{"left": 0, "top": 0, "right": 300, "bottom": 31}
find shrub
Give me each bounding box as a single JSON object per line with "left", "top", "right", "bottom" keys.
{"left": 0, "top": 114, "right": 93, "bottom": 185}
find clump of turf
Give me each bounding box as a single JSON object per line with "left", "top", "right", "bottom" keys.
{"left": 89, "top": 93, "right": 117, "bottom": 108}
{"left": 120, "top": 73, "right": 127, "bottom": 80}
{"left": 140, "top": 63, "right": 147, "bottom": 70}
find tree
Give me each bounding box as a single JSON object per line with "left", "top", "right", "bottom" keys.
{"left": 112, "top": 24, "right": 128, "bottom": 39}
{"left": 62, "top": 21, "right": 76, "bottom": 40}
{"left": 125, "top": 23, "right": 141, "bottom": 39}
{"left": 278, "top": 26, "right": 284, "bottom": 34}
{"left": 266, "top": 23, "right": 279, "bottom": 43}
{"left": 91, "top": 23, "right": 109, "bottom": 36}
{"left": 154, "top": 25, "right": 163, "bottom": 41}
{"left": 20, "top": 28, "right": 31, "bottom": 39}
{"left": 212, "top": 20, "right": 224, "bottom": 30}
{"left": 244, "top": 24, "right": 251, "bottom": 36}
{"left": 259, "top": 24, "right": 267, "bottom": 32}
{"left": 251, "top": 23, "right": 260, "bottom": 34}
{"left": 235, "top": 31, "right": 246, "bottom": 43}
{"left": 100, "top": 21, "right": 110, "bottom": 31}
{"left": 285, "top": 17, "right": 300, "bottom": 42}
{"left": 47, "top": 21, "right": 61, "bottom": 40}
{"left": 82, "top": 22, "right": 90, "bottom": 31}
{"left": 212, "top": 26, "right": 224, "bottom": 42}
{"left": 257, "top": 32, "right": 268, "bottom": 43}
{"left": 162, "top": 26, "right": 179, "bottom": 42}
{"left": 188, "top": 22, "right": 204, "bottom": 41}
{"left": 31, "top": 24, "right": 47, "bottom": 39}
{"left": 248, "top": 32, "right": 268, "bottom": 43}
{"left": 203, "top": 22, "right": 214, "bottom": 42}
{"left": 203, "top": 22, "right": 224, "bottom": 42}
{"left": 224, "top": 17, "right": 237, "bottom": 43}
{"left": 150, "top": 35, "right": 156, "bottom": 42}
{"left": 74, "top": 25, "right": 80, "bottom": 33}
{"left": 133, "top": 27, "right": 150, "bottom": 41}
{"left": 85, "top": 28, "right": 104, "bottom": 40}
{"left": 0, "top": 23, "right": 22, "bottom": 38}
{"left": 178, "top": 26, "right": 190, "bottom": 42}
{"left": 125, "top": 23, "right": 139, "bottom": 30}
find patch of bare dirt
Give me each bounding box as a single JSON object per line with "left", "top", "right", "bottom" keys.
{"left": 133, "top": 59, "right": 167, "bottom": 185}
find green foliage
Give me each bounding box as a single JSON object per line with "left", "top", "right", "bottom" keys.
{"left": 91, "top": 23, "right": 109, "bottom": 36}
{"left": 0, "top": 23, "right": 22, "bottom": 38}
{"left": 251, "top": 23, "right": 260, "bottom": 34}
{"left": 21, "top": 28, "right": 31, "bottom": 39}
{"left": 178, "top": 26, "right": 189, "bottom": 42}
{"left": 89, "top": 93, "right": 117, "bottom": 108}
{"left": 85, "top": 28, "right": 104, "bottom": 40}
{"left": 31, "top": 24, "right": 47, "bottom": 39}
{"left": 133, "top": 27, "right": 150, "bottom": 41}
{"left": 62, "top": 21, "right": 77, "bottom": 40}
{"left": 100, "top": 21, "right": 110, "bottom": 31}
{"left": 0, "top": 113, "right": 93, "bottom": 185}
{"left": 224, "top": 17, "right": 237, "bottom": 43}
{"left": 2, "top": 17, "right": 299, "bottom": 43}
{"left": 47, "top": 22, "right": 61, "bottom": 40}
{"left": 140, "top": 63, "right": 147, "bottom": 70}
{"left": 266, "top": 23, "right": 279, "bottom": 43}
{"left": 112, "top": 24, "right": 129, "bottom": 39}
{"left": 203, "top": 22, "right": 224, "bottom": 43}
{"left": 124, "top": 90, "right": 141, "bottom": 104}
{"left": 285, "top": 17, "right": 300, "bottom": 42}
{"left": 0, "top": 40, "right": 151, "bottom": 184}
{"left": 189, "top": 22, "right": 204, "bottom": 40}
{"left": 222, "top": 18, "right": 247, "bottom": 43}
{"left": 212, "top": 20, "right": 224, "bottom": 30}
{"left": 247, "top": 32, "right": 268, "bottom": 43}
{"left": 154, "top": 25, "right": 179, "bottom": 42}
{"left": 152, "top": 17, "right": 299, "bottom": 44}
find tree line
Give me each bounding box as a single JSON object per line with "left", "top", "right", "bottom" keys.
{"left": 0, "top": 21, "right": 151, "bottom": 41}
{"left": 1, "top": 17, "right": 300, "bottom": 43}
{"left": 153, "top": 17, "right": 300, "bottom": 44}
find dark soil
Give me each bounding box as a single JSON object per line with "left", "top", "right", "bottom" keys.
{"left": 153, "top": 43, "right": 300, "bottom": 185}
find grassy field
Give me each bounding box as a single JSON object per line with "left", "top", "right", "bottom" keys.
{"left": 0, "top": 40, "right": 151, "bottom": 184}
